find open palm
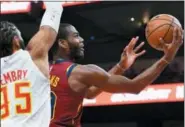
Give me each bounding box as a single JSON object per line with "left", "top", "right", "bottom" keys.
{"left": 119, "top": 37, "right": 146, "bottom": 70}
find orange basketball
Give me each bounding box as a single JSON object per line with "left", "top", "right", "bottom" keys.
{"left": 145, "top": 14, "right": 182, "bottom": 51}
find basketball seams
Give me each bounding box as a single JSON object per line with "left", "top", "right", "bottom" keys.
{"left": 162, "top": 17, "right": 175, "bottom": 43}
{"left": 146, "top": 24, "right": 172, "bottom": 39}
{"left": 145, "top": 14, "right": 181, "bottom": 51}
{"left": 146, "top": 17, "right": 178, "bottom": 40}
{"left": 147, "top": 18, "right": 180, "bottom": 30}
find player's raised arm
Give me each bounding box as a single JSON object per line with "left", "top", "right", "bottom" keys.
{"left": 72, "top": 27, "right": 183, "bottom": 94}
{"left": 26, "top": 2, "right": 63, "bottom": 60}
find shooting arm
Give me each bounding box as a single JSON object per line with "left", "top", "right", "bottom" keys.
{"left": 76, "top": 57, "right": 168, "bottom": 94}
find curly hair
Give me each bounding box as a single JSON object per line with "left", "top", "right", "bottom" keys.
{"left": 0, "top": 21, "right": 19, "bottom": 57}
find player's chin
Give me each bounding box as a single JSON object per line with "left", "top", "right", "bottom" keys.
{"left": 77, "top": 50, "right": 84, "bottom": 59}
{"left": 79, "top": 51, "right": 84, "bottom": 58}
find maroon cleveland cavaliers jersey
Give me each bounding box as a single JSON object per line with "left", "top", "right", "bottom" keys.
{"left": 49, "top": 59, "right": 85, "bottom": 127}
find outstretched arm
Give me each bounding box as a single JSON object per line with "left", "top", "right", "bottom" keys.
{"left": 85, "top": 37, "right": 145, "bottom": 98}
{"left": 73, "top": 27, "right": 183, "bottom": 94}
{"left": 75, "top": 58, "right": 168, "bottom": 94}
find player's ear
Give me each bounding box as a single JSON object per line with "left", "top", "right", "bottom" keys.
{"left": 58, "top": 39, "right": 69, "bottom": 49}
{"left": 12, "top": 36, "right": 21, "bottom": 52}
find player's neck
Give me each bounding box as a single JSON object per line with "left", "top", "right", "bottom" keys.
{"left": 12, "top": 48, "right": 21, "bottom": 54}
{"left": 54, "top": 50, "right": 74, "bottom": 62}
{"left": 55, "top": 54, "right": 71, "bottom": 62}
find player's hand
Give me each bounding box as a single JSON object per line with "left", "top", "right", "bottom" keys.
{"left": 160, "top": 27, "right": 183, "bottom": 63}
{"left": 118, "top": 37, "right": 146, "bottom": 70}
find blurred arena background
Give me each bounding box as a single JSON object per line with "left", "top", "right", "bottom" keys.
{"left": 0, "top": 1, "right": 184, "bottom": 127}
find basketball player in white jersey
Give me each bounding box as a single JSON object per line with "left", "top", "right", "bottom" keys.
{"left": 0, "top": 2, "right": 63, "bottom": 127}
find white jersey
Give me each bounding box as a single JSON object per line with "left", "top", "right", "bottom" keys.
{"left": 1, "top": 49, "right": 51, "bottom": 127}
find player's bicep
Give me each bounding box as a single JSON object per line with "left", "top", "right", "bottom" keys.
{"left": 26, "top": 26, "right": 57, "bottom": 60}
{"left": 74, "top": 65, "right": 136, "bottom": 93}
{"left": 71, "top": 65, "right": 110, "bottom": 88}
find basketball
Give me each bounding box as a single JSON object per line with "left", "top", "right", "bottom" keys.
{"left": 145, "top": 14, "right": 182, "bottom": 51}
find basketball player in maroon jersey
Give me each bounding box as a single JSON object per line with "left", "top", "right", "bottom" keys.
{"left": 49, "top": 23, "right": 183, "bottom": 127}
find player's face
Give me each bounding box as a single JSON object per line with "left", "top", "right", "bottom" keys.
{"left": 67, "top": 26, "right": 84, "bottom": 60}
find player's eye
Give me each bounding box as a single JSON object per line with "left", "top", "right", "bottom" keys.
{"left": 75, "top": 34, "right": 79, "bottom": 37}
{"left": 74, "top": 33, "right": 80, "bottom": 37}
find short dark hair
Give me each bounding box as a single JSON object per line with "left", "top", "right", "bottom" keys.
{"left": 51, "top": 23, "right": 72, "bottom": 54}
{"left": 57, "top": 23, "right": 72, "bottom": 40}
{"left": 0, "top": 21, "right": 19, "bottom": 57}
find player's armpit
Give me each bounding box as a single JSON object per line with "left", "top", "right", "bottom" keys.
{"left": 26, "top": 26, "right": 57, "bottom": 60}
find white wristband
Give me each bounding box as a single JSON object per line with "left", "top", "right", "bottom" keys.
{"left": 40, "top": 3, "right": 63, "bottom": 33}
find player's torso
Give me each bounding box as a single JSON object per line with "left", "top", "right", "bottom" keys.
{"left": 1, "top": 49, "right": 51, "bottom": 127}
{"left": 50, "top": 60, "right": 85, "bottom": 127}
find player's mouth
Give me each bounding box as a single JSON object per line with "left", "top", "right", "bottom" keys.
{"left": 80, "top": 43, "right": 84, "bottom": 51}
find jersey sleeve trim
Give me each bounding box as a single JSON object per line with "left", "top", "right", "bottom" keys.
{"left": 66, "top": 64, "right": 78, "bottom": 78}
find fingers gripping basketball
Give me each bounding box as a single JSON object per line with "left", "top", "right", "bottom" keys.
{"left": 145, "top": 14, "right": 182, "bottom": 51}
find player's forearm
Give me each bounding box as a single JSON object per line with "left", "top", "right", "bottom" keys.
{"left": 131, "top": 57, "right": 169, "bottom": 92}
{"left": 27, "top": 2, "right": 63, "bottom": 56}
{"left": 85, "top": 64, "right": 126, "bottom": 99}
{"left": 100, "top": 57, "right": 168, "bottom": 94}
{"left": 39, "top": 2, "right": 63, "bottom": 44}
